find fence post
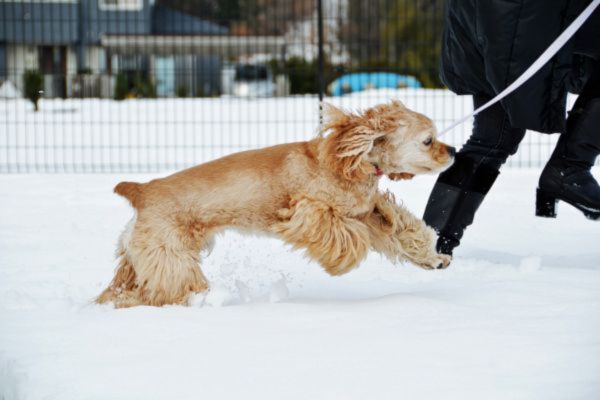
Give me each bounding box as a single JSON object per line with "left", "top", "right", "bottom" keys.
{"left": 317, "top": 0, "right": 325, "bottom": 125}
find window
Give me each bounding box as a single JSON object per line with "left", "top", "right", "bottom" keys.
{"left": 98, "top": 0, "right": 143, "bottom": 11}
{"left": 235, "top": 65, "right": 269, "bottom": 82}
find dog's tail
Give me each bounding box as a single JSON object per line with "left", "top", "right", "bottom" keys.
{"left": 114, "top": 181, "right": 144, "bottom": 209}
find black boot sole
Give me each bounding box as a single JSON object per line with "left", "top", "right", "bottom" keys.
{"left": 536, "top": 188, "right": 600, "bottom": 220}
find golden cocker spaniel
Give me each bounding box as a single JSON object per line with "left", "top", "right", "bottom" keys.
{"left": 97, "top": 101, "right": 454, "bottom": 307}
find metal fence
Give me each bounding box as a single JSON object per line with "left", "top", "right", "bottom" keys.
{"left": 0, "top": 0, "right": 565, "bottom": 173}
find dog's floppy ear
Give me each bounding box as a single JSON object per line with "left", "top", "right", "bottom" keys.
{"left": 321, "top": 103, "right": 393, "bottom": 182}
{"left": 321, "top": 103, "right": 349, "bottom": 131}
{"left": 362, "top": 100, "right": 408, "bottom": 132}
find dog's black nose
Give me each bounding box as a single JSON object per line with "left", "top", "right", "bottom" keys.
{"left": 447, "top": 146, "right": 456, "bottom": 157}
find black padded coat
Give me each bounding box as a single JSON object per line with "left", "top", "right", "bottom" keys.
{"left": 440, "top": 0, "right": 599, "bottom": 133}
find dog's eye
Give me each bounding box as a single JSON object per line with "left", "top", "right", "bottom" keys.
{"left": 374, "top": 137, "right": 386, "bottom": 145}
{"left": 423, "top": 137, "right": 433, "bottom": 146}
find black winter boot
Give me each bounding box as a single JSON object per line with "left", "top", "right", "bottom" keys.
{"left": 423, "top": 154, "right": 500, "bottom": 256}
{"left": 537, "top": 98, "right": 600, "bottom": 220}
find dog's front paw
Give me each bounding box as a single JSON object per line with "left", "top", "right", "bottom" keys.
{"left": 434, "top": 253, "right": 452, "bottom": 269}
{"left": 417, "top": 253, "right": 452, "bottom": 270}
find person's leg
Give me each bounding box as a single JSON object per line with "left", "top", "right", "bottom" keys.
{"left": 537, "top": 61, "right": 600, "bottom": 219}
{"left": 423, "top": 95, "right": 526, "bottom": 255}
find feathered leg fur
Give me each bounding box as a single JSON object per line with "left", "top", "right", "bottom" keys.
{"left": 365, "top": 191, "right": 450, "bottom": 269}
{"left": 97, "top": 213, "right": 210, "bottom": 307}
{"left": 274, "top": 195, "right": 371, "bottom": 275}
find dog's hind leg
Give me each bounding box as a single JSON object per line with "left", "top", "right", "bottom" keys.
{"left": 365, "top": 191, "right": 450, "bottom": 269}
{"left": 96, "top": 217, "right": 144, "bottom": 307}
{"left": 126, "top": 213, "right": 211, "bottom": 307}
{"left": 96, "top": 250, "right": 142, "bottom": 307}
{"left": 97, "top": 213, "right": 211, "bottom": 307}
{"left": 274, "top": 195, "right": 371, "bottom": 275}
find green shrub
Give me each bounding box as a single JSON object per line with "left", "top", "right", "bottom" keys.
{"left": 78, "top": 67, "right": 92, "bottom": 75}
{"left": 269, "top": 57, "right": 338, "bottom": 95}
{"left": 114, "top": 73, "right": 129, "bottom": 100}
{"left": 176, "top": 85, "right": 189, "bottom": 98}
{"left": 114, "top": 72, "right": 157, "bottom": 100}
{"left": 284, "top": 57, "right": 318, "bottom": 94}
{"left": 23, "top": 70, "right": 43, "bottom": 111}
{"left": 342, "top": 0, "right": 444, "bottom": 88}
{"left": 133, "top": 75, "right": 156, "bottom": 98}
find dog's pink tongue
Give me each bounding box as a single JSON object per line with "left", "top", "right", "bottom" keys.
{"left": 388, "top": 173, "right": 415, "bottom": 181}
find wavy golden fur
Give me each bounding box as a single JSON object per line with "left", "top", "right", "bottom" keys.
{"left": 97, "top": 100, "right": 454, "bottom": 307}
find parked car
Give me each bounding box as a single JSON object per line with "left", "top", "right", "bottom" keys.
{"left": 232, "top": 64, "right": 274, "bottom": 97}
{"left": 328, "top": 72, "right": 422, "bottom": 96}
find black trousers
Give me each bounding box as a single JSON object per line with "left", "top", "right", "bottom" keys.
{"left": 459, "top": 96, "right": 526, "bottom": 170}
{"left": 575, "top": 60, "right": 600, "bottom": 109}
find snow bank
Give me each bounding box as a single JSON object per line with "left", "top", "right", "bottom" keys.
{"left": 0, "top": 81, "right": 20, "bottom": 99}
{"left": 1, "top": 170, "right": 599, "bottom": 399}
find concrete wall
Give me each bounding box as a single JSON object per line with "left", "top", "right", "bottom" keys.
{"left": 5, "top": 44, "right": 38, "bottom": 92}
{"left": 81, "top": 45, "right": 106, "bottom": 73}
{"left": 65, "top": 45, "right": 77, "bottom": 96}
{"left": 194, "top": 55, "right": 221, "bottom": 96}
{"left": 3, "top": 43, "right": 79, "bottom": 97}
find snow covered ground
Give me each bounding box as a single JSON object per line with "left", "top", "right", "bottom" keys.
{"left": 1, "top": 169, "right": 599, "bottom": 400}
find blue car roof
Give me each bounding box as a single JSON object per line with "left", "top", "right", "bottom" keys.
{"left": 329, "top": 72, "right": 422, "bottom": 96}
